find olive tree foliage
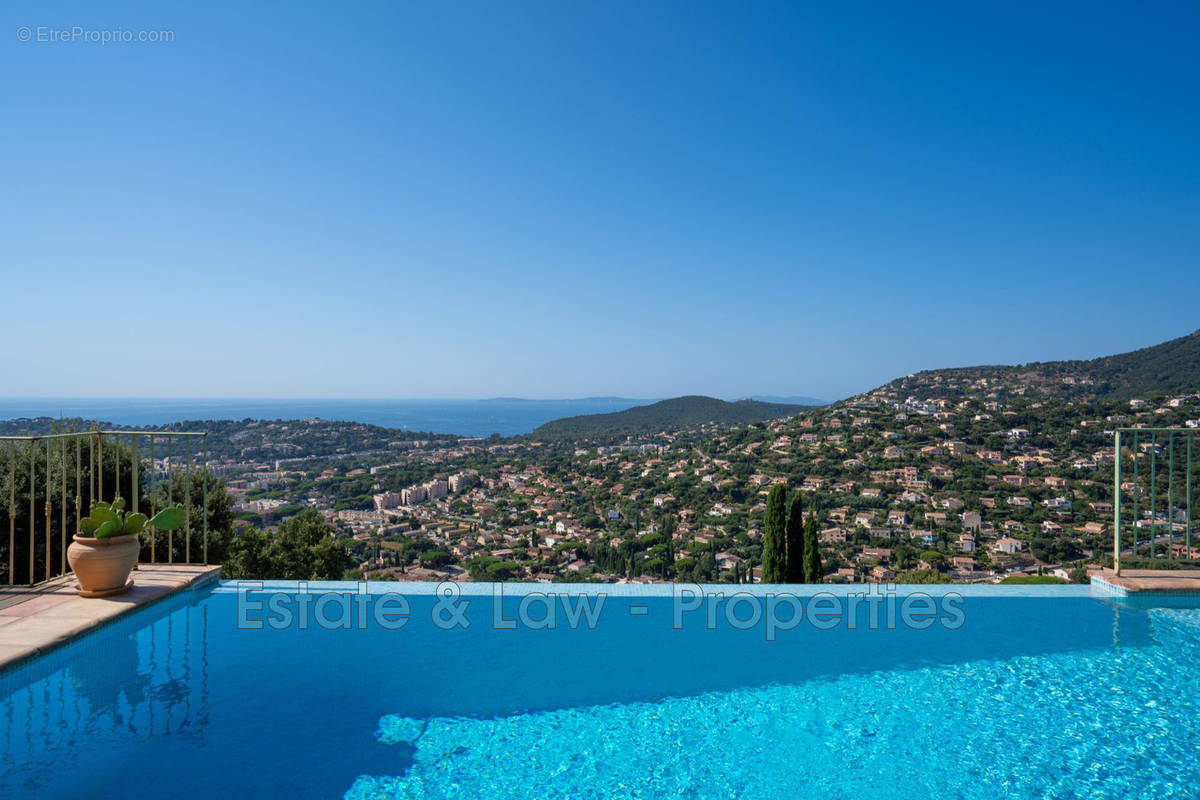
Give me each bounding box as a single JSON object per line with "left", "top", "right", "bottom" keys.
{"left": 224, "top": 508, "right": 352, "bottom": 580}
{"left": 141, "top": 468, "right": 235, "bottom": 565}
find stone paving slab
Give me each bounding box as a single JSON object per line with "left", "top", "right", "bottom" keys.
{"left": 0, "top": 615, "right": 95, "bottom": 647}
{"left": 0, "top": 577, "right": 76, "bottom": 612}
{"left": 0, "top": 592, "right": 76, "bottom": 617}
{"left": 0, "top": 564, "right": 221, "bottom": 673}
{"left": 1093, "top": 568, "right": 1200, "bottom": 594}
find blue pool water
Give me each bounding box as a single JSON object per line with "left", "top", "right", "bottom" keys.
{"left": 2, "top": 582, "right": 1199, "bottom": 799}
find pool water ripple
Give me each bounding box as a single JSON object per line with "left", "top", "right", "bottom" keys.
{"left": 350, "top": 608, "right": 1200, "bottom": 800}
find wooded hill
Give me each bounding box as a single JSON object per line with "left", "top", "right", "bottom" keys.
{"left": 881, "top": 329, "right": 1200, "bottom": 401}
{"left": 530, "top": 396, "right": 812, "bottom": 440}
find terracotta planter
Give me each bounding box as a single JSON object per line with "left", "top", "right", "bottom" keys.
{"left": 67, "top": 533, "right": 139, "bottom": 597}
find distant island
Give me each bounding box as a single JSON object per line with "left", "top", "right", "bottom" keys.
{"left": 751, "top": 395, "right": 829, "bottom": 406}
{"left": 480, "top": 396, "right": 652, "bottom": 404}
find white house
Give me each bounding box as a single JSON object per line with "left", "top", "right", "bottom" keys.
{"left": 995, "top": 537, "right": 1024, "bottom": 555}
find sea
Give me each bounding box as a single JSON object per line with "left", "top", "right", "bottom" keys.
{"left": 0, "top": 398, "right": 651, "bottom": 438}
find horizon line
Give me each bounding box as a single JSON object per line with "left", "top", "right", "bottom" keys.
{"left": 0, "top": 394, "right": 833, "bottom": 404}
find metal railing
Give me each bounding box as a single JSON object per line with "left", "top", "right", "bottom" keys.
{"left": 1, "top": 430, "right": 208, "bottom": 587}
{"left": 1113, "top": 427, "right": 1197, "bottom": 575}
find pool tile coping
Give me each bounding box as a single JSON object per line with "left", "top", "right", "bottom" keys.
{"left": 214, "top": 579, "right": 1099, "bottom": 598}
{"left": 0, "top": 564, "right": 221, "bottom": 674}
{"left": 1090, "top": 569, "right": 1200, "bottom": 596}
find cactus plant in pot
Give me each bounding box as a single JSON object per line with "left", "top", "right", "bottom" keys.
{"left": 67, "top": 498, "right": 186, "bottom": 597}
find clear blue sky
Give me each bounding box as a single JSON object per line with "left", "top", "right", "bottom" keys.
{"left": 2, "top": 2, "right": 1197, "bottom": 401}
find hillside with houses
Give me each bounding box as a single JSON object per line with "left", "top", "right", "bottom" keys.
{"left": 883, "top": 329, "right": 1200, "bottom": 402}
{"left": 25, "top": 333, "right": 1194, "bottom": 585}
{"left": 249, "top": 380, "right": 1198, "bottom": 585}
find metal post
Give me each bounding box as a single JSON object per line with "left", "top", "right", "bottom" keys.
{"left": 1150, "top": 433, "right": 1158, "bottom": 559}
{"left": 167, "top": 436, "right": 173, "bottom": 565}
{"left": 132, "top": 434, "right": 138, "bottom": 514}
{"left": 1132, "top": 432, "right": 1139, "bottom": 555}
{"left": 185, "top": 436, "right": 191, "bottom": 564}
{"left": 28, "top": 443, "right": 35, "bottom": 586}
{"left": 1169, "top": 433, "right": 1175, "bottom": 560}
{"left": 150, "top": 435, "right": 156, "bottom": 564}
{"left": 203, "top": 434, "right": 208, "bottom": 566}
{"left": 1188, "top": 433, "right": 1194, "bottom": 560}
{"left": 1114, "top": 430, "right": 1122, "bottom": 576}
{"left": 44, "top": 440, "right": 51, "bottom": 582}
{"left": 60, "top": 439, "right": 66, "bottom": 575}
{"left": 7, "top": 444, "right": 14, "bottom": 585}
{"left": 74, "top": 438, "right": 80, "bottom": 575}
{"left": 97, "top": 432, "right": 103, "bottom": 503}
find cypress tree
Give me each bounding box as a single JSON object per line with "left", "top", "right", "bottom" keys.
{"left": 761, "top": 484, "right": 787, "bottom": 583}
{"left": 803, "top": 513, "right": 823, "bottom": 583}
{"left": 784, "top": 493, "right": 806, "bottom": 583}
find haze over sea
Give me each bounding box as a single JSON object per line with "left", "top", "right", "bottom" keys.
{"left": 0, "top": 398, "right": 658, "bottom": 438}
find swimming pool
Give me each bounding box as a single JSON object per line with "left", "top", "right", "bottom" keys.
{"left": 2, "top": 581, "right": 1198, "bottom": 799}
